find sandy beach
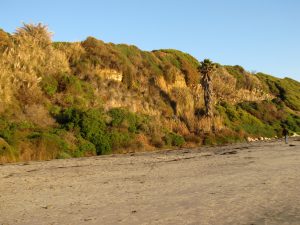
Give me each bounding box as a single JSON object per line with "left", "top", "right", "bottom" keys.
{"left": 1, "top": 138, "right": 300, "bottom": 225}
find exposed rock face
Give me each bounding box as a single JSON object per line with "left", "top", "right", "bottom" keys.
{"left": 155, "top": 72, "right": 187, "bottom": 93}
{"left": 98, "top": 69, "right": 123, "bottom": 82}
{"left": 235, "top": 89, "right": 273, "bottom": 103}
{"left": 212, "top": 68, "right": 274, "bottom": 104}
{"left": 94, "top": 79, "right": 161, "bottom": 117}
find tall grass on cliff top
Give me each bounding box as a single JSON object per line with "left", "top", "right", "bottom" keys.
{"left": 0, "top": 23, "right": 69, "bottom": 110}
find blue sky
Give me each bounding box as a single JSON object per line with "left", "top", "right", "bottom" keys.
{"left": 1, "top": 0, "right": 300, "bottom": 81}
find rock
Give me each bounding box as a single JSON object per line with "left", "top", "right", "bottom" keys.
{"left": 247, "top": 137, "right": 254, "bottom": 142}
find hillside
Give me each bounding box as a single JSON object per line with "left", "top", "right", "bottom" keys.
{"left": 0, "top": 24, "right": 299, "bottom": 163}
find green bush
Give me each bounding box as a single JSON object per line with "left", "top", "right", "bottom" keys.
{"left": 74, "top": 138, "right": 96, "bottom": 157}
{"left": 0, "top": 119, "right": 35, "bottom": 150}
{"left": 0, "top": 118, "right": 17, "bottom": 145}
{"left": 284, "top": 114, "right": 300, "bottom": 133}
{"left": 217, "top": 102, "right": 276, "bottom": 137}
{"left": 238, "top": 100, "right": 300, "bottom": 135}
{"left": 257, "top": 74, "right": 300, "bottom": 111}
{"left": 202, "top": 134, "right": 216, "bottom": 146}
{"left": 56, "top": 151, "right": 72, "bottom": 159}
{"left": 57, "top": 107, "right": 82, "bottom": 130}
{"left": 164, "top": 132, "right": 185, "bottom": 147}
{"left": 0, "top": 138, "right": 17, "bottom": 160}
{"left": 80, "top": 109, "right": 107, "bottom": 139}
{"left": 41, "top": 75, "right": 58, "bottom": 96}
{"left": 109, "top": 108, "right": 146, "bottom": 133}
{"left": 49, "top": 105, "right": 61, "bottom": 117}
{"left": 58, "top": 73, "right": 82, "bottom": 93}
{"left": 110, "top": 131, "right": 132, "bottom": 150}
{"left": 89, "top": 133, "right": 111, "bottom": 155}
{"left": 57, "top": 108, "right": 112, "bottom": 155}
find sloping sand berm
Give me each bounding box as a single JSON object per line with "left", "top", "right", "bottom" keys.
{"left": 1, "top": 139, "right": 300, "bottom": 225}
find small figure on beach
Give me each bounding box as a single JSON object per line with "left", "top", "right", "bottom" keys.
{"left": 282, "top": 127, "right": 289, "bottom": 144}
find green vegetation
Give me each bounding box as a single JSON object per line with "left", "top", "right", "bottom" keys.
{"left": 217, "top": 102, "right": 276, "bottom": 138}
{"left": 164, "top": 132, "right": 185, "bottom": 147}
{"left": 256, "top": 73, "right": 300, "bottom": 111}
{"left": 0, "top": 23, "right": 299, "bottom": 163}
{"left": 109, "top": 108, "right": 148, "bottom": 133}
{"left": 225, "top": 65, "right": 262, "bottom": 90}
{"left": 57, "top": 108, "right": 110, "bottom": 155}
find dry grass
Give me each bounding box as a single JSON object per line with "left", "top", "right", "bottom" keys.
{"left": 114, "top": 134, "right": 155, "bottom": 154}
{"left": 24, "top": 104, "right": 55, "bottom": 128}
{"left": 18, "top": 141, "right": 57, "bottom": 162}
{"left": 196, "top": 115, "right": 224, "bottom": 133}
{"left": 170, "top": 119, "right": 190, "bottom": 136}
{"left": 0, "top": 23, "right": 69, "bottom": 107}
{"left": 0, "top": 138, "right": 17, "bottom": 163}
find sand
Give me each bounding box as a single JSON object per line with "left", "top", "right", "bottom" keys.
{"left": 0, "top": 138, "right": 300, "bottom": 225}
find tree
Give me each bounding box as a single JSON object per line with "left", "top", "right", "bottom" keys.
{"left": 198, "top": 59, "right": 216, "bottom": 118}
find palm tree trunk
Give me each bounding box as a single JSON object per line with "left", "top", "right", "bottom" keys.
{"left": 202, "top": 74, "right": 213, "bottom": 117}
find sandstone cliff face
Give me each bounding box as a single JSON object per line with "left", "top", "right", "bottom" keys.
{"left": 212, "top": 67, "right": 274, "bottom": 104}
{"left": 97, "top": 69, "right": 123, "bottom": 82}
{"left": 92, "top": 64, "right": 275, "bottom": 135}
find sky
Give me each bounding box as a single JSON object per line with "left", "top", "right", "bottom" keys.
{"left": 1, "top": 0, "right": 300, "bottom": 81}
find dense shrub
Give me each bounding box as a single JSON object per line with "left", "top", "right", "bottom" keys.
{"left": 238, "top": 100, "right": 300, "bottom": 135}
{"left": 110, "top": 131, "right": 132, "bottom": 150}
{"left": 41, "top": 75, "right": 58, "bottom": 96}
{"left": 257, "top": 73, "right": 300, "bottom": 111}
{"left": 0, "top": 118, "right": 17, "bottom": 145}
{"left": 284, "top": 114, "right": 300, "bottom": 133}
{"left": 238, "top": 100, "right": 284, "bottom": 124}
{"left": 109, "top": 108, "right": 147, "bottom": 133}
{"left": 0, "top": 138, "right": 17, "bottom": 162}
{"left": 164, "top": 132, "right": 185, "bottom": 147}
{"left": 217, "top": 102, "right": 276, "bottom": 137}
{"left": 57, "top": 73, "right": 82, "bottom": 93}
{"left": 74, "top": 138, "right": 97, "bottom": 157}
{"left": 57, "top": 108, "right": 111, "bottom": 155}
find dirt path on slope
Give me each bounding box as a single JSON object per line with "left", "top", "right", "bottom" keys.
{"left": 1, "top": 139, "right": 300, "bottom": 225}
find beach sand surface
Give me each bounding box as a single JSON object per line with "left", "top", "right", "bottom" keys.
{"left": 0, "top": 139, "right": 300, "bottom": 225}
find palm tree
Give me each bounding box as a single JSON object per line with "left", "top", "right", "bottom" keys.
{"left": 198, "top": 59, "right": 216, "bottom": 118}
